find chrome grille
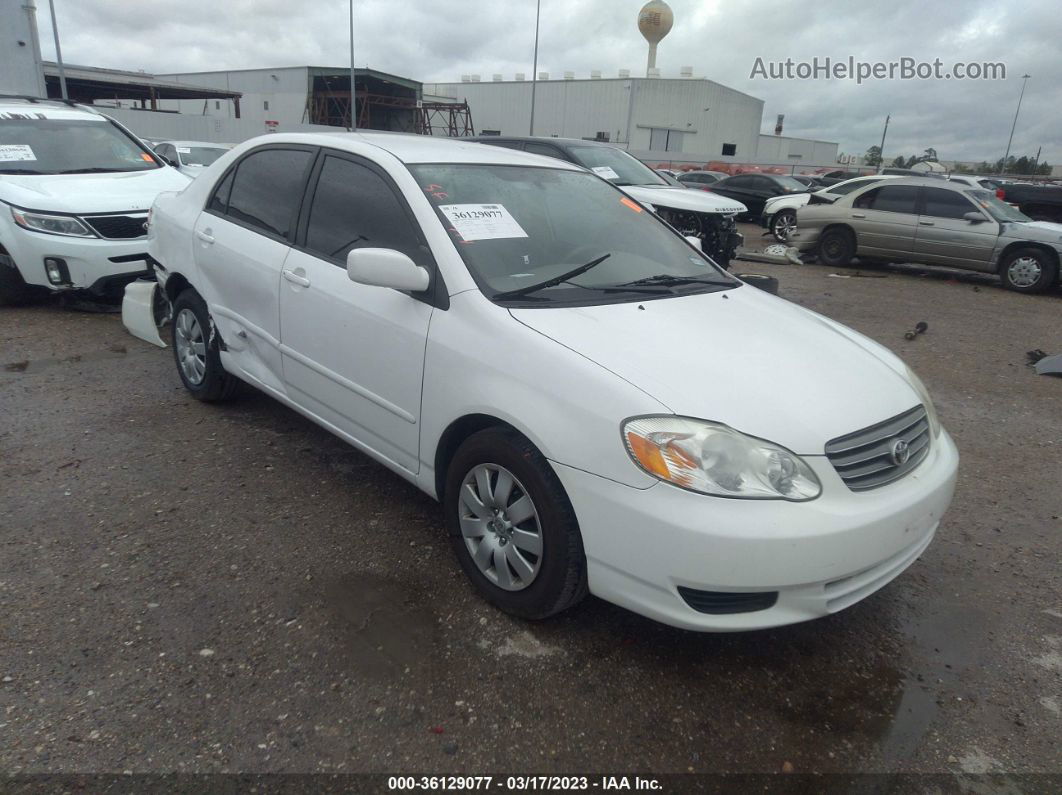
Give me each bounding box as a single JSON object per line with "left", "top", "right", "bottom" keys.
{"left": 825, "top": 405, "right": 930, "bottom": 491}
{"left": 82, "top": 212, "right": 149, "bottom": 240}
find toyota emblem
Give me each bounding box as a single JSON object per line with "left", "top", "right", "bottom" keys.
{"left": 890, "top": 438, "right": 911, "bottom": 466}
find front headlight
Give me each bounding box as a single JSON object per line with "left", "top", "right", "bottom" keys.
{"left": 10, "top": 207, "right": 96, "bottom": 238}
{"left": 905, "top": 366, "right": 941, "bottom": 438}
{"left": 623, "top": 416, "right": 822, "bottom": 501}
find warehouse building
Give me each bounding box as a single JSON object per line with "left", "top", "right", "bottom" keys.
{"left": 423, "top": 72, "right": 838, "bottom": 168}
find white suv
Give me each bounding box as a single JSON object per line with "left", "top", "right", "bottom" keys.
{"left": 0, "top": 96, "right": 190, "bottom": 304}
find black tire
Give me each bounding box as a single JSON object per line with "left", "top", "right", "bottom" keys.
{"left": 0, "top": 253, "right": 38, "bottom": 306}
{"left": 999, "top": 247, "right": 1058, "bottom": 294}
{"left": 444, "top": 427, "right": 588, "bottom": 620}
{"left": 736, "top": 273, "right": 779, "bottom": 295}
{"left": 170, "top": 289, "right": 241, "bottom": 401}
{"left": 817, "top": 227, "right": 856, "bottom": 267}
{"left": 770, "top": 209, "right": 797, "bottom": 243}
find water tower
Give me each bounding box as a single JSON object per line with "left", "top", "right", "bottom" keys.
{"left": 638, "top": 0, "right": 674, "bottom": 77}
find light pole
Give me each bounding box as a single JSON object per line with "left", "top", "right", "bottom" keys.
{"left": 349, "top": 0, "right": 356, "bottom": 130}
{"left": 47, "top": 0, "right": 68, "bottom": 100}
{"left": 1000, "top": 73, "right": 1030, "bottom": 174}
{"left": 529, "top": 0, "right": 541, "bottom": 135}
{"left": 878, "top": 114, "right": 889, "bottom": 172}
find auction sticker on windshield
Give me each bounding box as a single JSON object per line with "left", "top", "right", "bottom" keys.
{"left": 0, "top": 145, "right": 36, "bottom": 162}
{"left": 438, "top": 204, "right": 528, "bottom": 241}
{"left": 591, "top": 166, "right": 620, "bottom": 179}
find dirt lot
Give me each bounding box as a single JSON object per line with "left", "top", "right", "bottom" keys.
{"left": 1, "top": 229, "right": 1061, "bottom": 782}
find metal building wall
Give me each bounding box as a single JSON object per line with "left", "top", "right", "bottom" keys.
{"left": 156, "top": 67, "right": 312, "bottom": 124}
{"left": 756, "top": 134, "right": 839, "bottom": 165}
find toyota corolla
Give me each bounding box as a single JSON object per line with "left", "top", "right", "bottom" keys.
{"left": 143, "top": 132, "right": 959, "bottom": 631}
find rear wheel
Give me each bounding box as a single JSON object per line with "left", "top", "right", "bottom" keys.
{"left": 1000, "top": 247, "right": 1058, "bottom": 294}
{"left": 171, "top": 289, "right": 241, "bottom": 401}
{"left": 817, "top": 227, "right": 856, "bottom": 267}
{"left": 444, "top": 427, "right": 588, "bottom": 620}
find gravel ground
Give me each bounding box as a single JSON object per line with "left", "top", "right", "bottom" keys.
{"left": 1, "top": 230, "right": 1061, "bottom": 781}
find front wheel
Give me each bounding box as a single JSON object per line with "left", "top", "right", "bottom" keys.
{"left": 444, "top": 428, "right": 588, "bottom": 620}
{"left": 999, "top": 247, "right": 1058, "bottom": 294}
{"left": 171, "top": 289, "right": 241, "bottom": 401}
{"left": 770, "top": 209, "right": 797, "bottom": 243}
{"left": 817, "top": 227, "right": 856, "bottom": 268}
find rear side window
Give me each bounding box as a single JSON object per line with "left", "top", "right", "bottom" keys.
{"left": 854, "top": 185, "right": 920, "bottom": 213}
{"left": 524, "top": 143, "right": 563, "bottom": 159}
{"left": 304, "top": 155, "right": 425, "bottom": 266}
{"left": 831, "top": 178, "right": 880, "bottom": 196}
{"left": 223, "top": 148, "right": 313, "bottom": 239}
{"left": 923, "top": 187, "right": 976, "bottom": 219}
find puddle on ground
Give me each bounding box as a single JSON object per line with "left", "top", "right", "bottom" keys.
{"left": 3, "top": 345, "right": 128, "bottom": 375}
{"left": 326, "top": 571, "right": 437, "bottom": 681}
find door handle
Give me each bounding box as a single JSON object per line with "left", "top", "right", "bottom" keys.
{"left": 851, "top": 213, "right": 866, "bottom": 219}
{"left": 282, "top": 269, "right": 311, "bottom": 287}
{"left": 919, "top": 220, "right": 935, "bottom": 226}
{"left": 195, "top": 230, "right": 215, "bottom": 244}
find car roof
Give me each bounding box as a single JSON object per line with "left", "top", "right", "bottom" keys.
{"left": 236, "top": 131, "right": 586, "bottom": 169}
{"left": 0, "top": 96, "right": 106, "bottom": 121}
{"left": 468, "top": 135, "right": 614, "bottom": 149}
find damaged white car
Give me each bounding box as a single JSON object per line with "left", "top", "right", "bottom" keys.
{"left": 139, "top": 132, "right": 959, "bottom": 631}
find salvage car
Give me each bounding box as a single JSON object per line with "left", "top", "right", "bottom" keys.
{"left": 676, "top": 170, "right": 730, "bottom": 189}
{"left": 707, "top": 173, "right": 809, "bottom": 219}
{"left": 793, "top": 177, "right": 1062, "bottom": 293}
{"left": 0, "top": 96, "right": 189, "bottom": 304}
{"left": 469, "top": 136, "right": 745, "bottom": 269}
{"left": 145, "top": 132, "right": 958, "bottom": 631}
{"left": 763, "top": 175, "right": 901, "bottom": 242}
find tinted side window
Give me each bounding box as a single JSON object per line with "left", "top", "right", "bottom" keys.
{"left": 725, "top": 175, "right": 752, "bottom": 188}
{"left": 831, "top": 178, "right": 879, "bottom": 196}
{"left": 923, "top": 188, "right": 976, "bottom": 219}
{"left": 524, "top": 143, "right": 562, "bottom": 159}
{"left": 855, "top": 185, "right": 919, "bottom": 213}
{"left": 225, "top": 148, "right": 313, "bottom": 238}
{"left": 304, "top": 155, "right": 424, "bottom": 266}
{"left": 208, "top": 169, "right": 235, "bottom": 213}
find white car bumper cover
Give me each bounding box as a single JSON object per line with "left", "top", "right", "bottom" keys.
{"left": 553, "top": 429, "right": 959, "bottom": 631}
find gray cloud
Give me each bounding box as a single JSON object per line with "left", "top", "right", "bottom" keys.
{"left": 36, "top": 0, "right": 1060, "bottom": 164}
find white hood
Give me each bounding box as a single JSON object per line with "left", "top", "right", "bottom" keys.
{"left": 623, "top": 185, "right": 747, "bottom": 215}
{"left": 0, "top": 168, "right": 190, "bottom": 214}
{"left": 510, "top": 287, "right": 921, "bottom": 454}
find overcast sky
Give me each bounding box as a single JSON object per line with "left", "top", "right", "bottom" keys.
{"left": 35, "top": 0, "right": 1058, "bottom": 165}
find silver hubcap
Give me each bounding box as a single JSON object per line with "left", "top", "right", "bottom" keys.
{"left": 458, "top": 464, "right": 542, "bottom": 591}
{"left": 174, "top": 308, "right": 207, "bottom": 385}
{"left": 774, "top": 212, "right": 796, "bottom": 241}
{"left": 1008, "top": 256, "right": 1042, "bottom": 288}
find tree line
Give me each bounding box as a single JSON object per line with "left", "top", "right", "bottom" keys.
{"left": 862, "top": 145, "right": 1051, "bottom": 175}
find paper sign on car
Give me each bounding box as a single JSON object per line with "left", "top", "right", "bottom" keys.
{"left": 591, "top": 166, "right": 620, "bottom": 179}
{"left": 0, "top": 145, "right": 36, "bottom": 162}
{"left": 438, "top": 204, "right": 528, "bottom": 241}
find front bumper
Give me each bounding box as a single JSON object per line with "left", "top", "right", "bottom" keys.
{"left": 553, "top": 429, "right": 959, "bottom": 631}
{"left": 0, "top": 220, "right": 152, "bottom": 293}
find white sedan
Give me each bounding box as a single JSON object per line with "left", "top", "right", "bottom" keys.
{"left": 763, "top": 175, "right": 902, "bottom": 242}
{"left": 145, "top": 132, "right": 958, "bottom": 631}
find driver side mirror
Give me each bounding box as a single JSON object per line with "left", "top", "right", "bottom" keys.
{"left": 347, "top": 248, "right": 430, "bottom": 292}
{"left": 963, "top": 211, "right": 987, "bottom": 224}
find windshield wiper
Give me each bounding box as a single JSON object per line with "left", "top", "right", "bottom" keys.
{"left": 0, "top": 168, "right": 47, "bottom": 175}
{"left": 618, "top": 273, "right": 734, "bottom": 289}
{"left": 59, "top": 167, "right": 131, "bottom": 174}
{"left": 492, "top": 253, "right": 612, "bottom": 301}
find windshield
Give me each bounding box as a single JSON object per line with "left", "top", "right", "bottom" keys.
{"left": 968, "top": 189, "right": 1031, "bottom": 223}
{"left": 410, "top": 164, "right": 737, "bottom": 306}
{"left": 0, "top": 117, "right": 160, "bottom": 174}
{"left": 565, "top": 145, "right": 667, "bottom": 187}
{"left": 177, "top": 146, "right": 227, "bottom": 167}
